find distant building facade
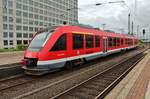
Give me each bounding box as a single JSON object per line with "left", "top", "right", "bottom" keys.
{"left": 0, "top": 0, "right": 78, "bottom": 48}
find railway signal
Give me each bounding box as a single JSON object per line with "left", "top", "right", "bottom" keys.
{"left": 143, "top": 29, "right": 145, "bottom": 35}
{"left": 142, "top": 29, "right": 146, "bottom": 40}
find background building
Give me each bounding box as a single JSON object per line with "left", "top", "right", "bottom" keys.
{"left": 0, "top": 0, "right": 78, "bottom": 48}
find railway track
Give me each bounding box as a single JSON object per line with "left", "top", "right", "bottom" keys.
{"left": 0, "top": 55, "right": 114, "bottom": 93}
{"left": 0, "top": 63, "right": 23, "bottom": 79}
{"left": 9, "top": 49, "right": 146, "bottom": 99}
{"left": 0, "top": 48, "right": 146, "bottom": 99}
{"left": 0, "top": 74, "right": 36, "bottom": 91}
{"left": 0, "top": 48, "right": 142, "bottom": 81}
{"left": 52, "top": 51, "right": 146, "bottom": 99}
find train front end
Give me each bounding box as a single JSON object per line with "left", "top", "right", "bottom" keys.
{"left": 21, "top": 29, "right": 54, "bottom": 75}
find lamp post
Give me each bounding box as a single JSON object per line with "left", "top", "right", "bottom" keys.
{"left": 137, "top": 25, "right": 139, "bottom": 38}
{"left": 96, "top": 0, "right": 125, "bottom": 31}
{"left": 62, "top": 0, "right": 125, "bottom": 26}
{"left": 131, "top": 21, "right": 134, "bottom": 35}
{"left": 128, "top": 13, "right": 131, "bottom": 34}
{"left": 102, "top": 24, "right": 106, "bottom": 30}
{"left": 67, "top": 0, "right": 125, "bottom": 11}
{"left": 123, "top": 2, "right": 136, "bottom": 35}
{"left": 95, "top": 0, "right": 125, "bottom": 6}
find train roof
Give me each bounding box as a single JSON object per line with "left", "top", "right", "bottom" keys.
{"left": 36, "top": 26, "right": 59, "bottom": 33}
{"left": 36, "top": 25, "right": 137, "bottom": 39}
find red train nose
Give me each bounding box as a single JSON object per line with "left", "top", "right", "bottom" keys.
{"left": 25, "top": 50, "right": 39, "bottom": 58}
{"left": 21, "top": 59, "right": 26, "bottom": 65}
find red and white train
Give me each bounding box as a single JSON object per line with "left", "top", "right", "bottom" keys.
{"left": 21, "top": 25, "right": 138, "bottom": 75}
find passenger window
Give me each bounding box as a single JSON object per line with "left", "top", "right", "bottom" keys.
{"left": 130, "top": 39, "right": 133, "bottom": 45}
{"left": 95, "top": 35, "right": 100, "bottom": 47}
{"left": 86, "top": 35, "right": 94, "bottom": 48}
{"left": 125, "top": 39, "right": 128, "bottom": 45}
{"left": 108, "top": 37, "right": 113, "bottom": 47}
{"left": 51, "top": 34, "right": 66, "bottom": 51}
{"left": 72, "top": 34, "right": 84, "bottom": 49}
{"left": 121, "top": 39, "right": 124, "bottom": 45}
{"left": 117, "top": 38, "right": 120, "bottom": 46}
{"left": 113, "top": 37, "right": 117, "bottom": 46}
{"left": 128, "top": 39, "right": 130, "bottom": 45}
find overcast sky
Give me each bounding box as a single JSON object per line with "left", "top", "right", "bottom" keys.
{"left": 78, "top": 0, "right": 150, "bottom": 40}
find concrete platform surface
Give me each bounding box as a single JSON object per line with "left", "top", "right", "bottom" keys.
{"left": 0, "top": 51, "right": 24, "bottom": 66}
{"left": 105, "top": 49, "right": 150, "bottom": 99}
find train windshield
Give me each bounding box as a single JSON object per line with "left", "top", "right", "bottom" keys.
{"left": 28, "top": 31, "right": 52, "bottom": 51}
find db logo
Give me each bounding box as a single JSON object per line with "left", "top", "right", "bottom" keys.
{"left": 77, "top": 50, "right": 80, "bottom": 55}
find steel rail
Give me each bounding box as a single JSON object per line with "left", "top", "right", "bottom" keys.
{"left": 51, "top": 51, "right": 146, "bottom": 99}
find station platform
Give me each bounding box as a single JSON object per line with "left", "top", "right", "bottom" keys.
{"left": 105, "top": 49, "right": 150, "bottom": 99}
{"left": 0, "top": 51, "right": 24, "bottom": 66}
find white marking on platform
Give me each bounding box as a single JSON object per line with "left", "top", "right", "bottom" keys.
{"left": 145, "top": 81, "right": 150, "bottom": 99}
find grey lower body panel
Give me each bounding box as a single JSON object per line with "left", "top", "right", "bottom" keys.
{"left": 23, "top": 61, "right": 66, "bottom": 75}
{"left": 37, "top": 61, "right": 66, "bottom": 70}
{"left": 85, "top": 52, "right": 106, "bottom": 61}
{"left": 23, "top": 47, "right": 136, "bottom": 75}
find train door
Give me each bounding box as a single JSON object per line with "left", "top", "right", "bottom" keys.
{"left": 103, "top": 37, "right": 107, "bottom": 52}
{"left": 67, "top": 33, "right": 85, "bottom": 61}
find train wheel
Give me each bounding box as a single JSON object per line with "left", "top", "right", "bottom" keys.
{"left": 64, "top": 61, "right": 73, "bottom": 70}
{"left": 83, "top": 58, "right": 87, "bottom": 63}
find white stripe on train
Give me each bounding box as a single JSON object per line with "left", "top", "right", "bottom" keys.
{"left": 37, "top": 46, "right": 136, "bottom": 65}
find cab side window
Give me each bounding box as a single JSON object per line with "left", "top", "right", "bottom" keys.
{"left": 51, "top": 34, "right": 66, "bottom": 51}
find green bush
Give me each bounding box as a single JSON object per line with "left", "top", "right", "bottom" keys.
{"left": 0, "top": 45, "right": 27, "bottom": 52}
{"left": 0, "top": 48, "right": 17, "bottom": 52}
{"left": 17, "top": 44, "right": 27, "bottom": 50}
{"left": 0, "top": 49, "right": 6, "bottom": 52}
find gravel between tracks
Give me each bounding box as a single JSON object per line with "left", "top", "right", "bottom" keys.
{"left": 55, "top": 53, "right": 145, "bottom": 99}
{"left": 0, "top": 49, "right": 144, "bottom": 99}
{"left": 0, "top": 75, "right": 34, "bottom": 91}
